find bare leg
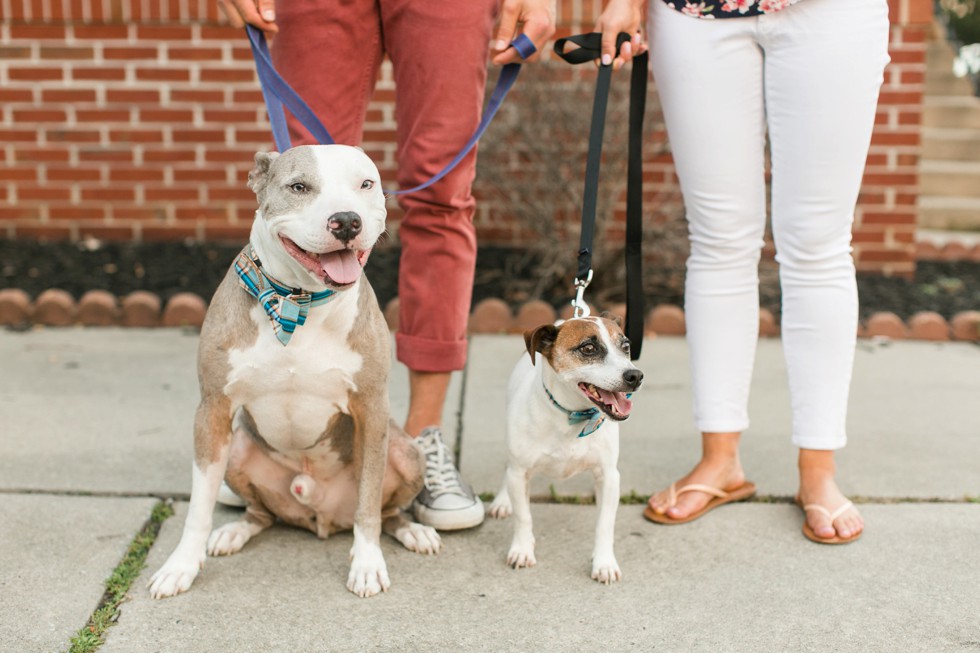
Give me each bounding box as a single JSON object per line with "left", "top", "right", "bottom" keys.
{"left": 403, "top": 370, "right": 451, "bottom": 436}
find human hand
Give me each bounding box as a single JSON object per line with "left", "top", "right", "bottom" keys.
{"left": 594, "top": 0, "right": 647, "bottom": 70}
{"left": 218, "top": 0, "right": 278, "bottom": 34}
{"left": 491, "top": 0, "right": 557, "bottom": 65}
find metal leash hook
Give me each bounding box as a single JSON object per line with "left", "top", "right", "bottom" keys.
{"left": 571, "top": 269, "right": 593, "bottom": 318}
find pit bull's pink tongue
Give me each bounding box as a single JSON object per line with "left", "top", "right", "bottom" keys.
{"left": 318, "top": 250, "right": 362, "bottom": 285}
{"left": 598, "top": 389, "right": 632, "bottom": 416}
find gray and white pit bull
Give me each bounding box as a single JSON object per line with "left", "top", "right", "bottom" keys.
{"left": 149, "top": 144, "right": 441, "bottom": 600}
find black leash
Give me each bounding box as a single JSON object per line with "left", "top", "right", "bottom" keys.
{"left": 554, "top": 33, "right": 647, "bottom": 361}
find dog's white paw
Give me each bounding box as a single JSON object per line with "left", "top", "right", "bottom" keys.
{"left": 591, "top": 555, "right": 622, "bottom": 584}
{"left": 395, "top": 522, "right": 442, "bottom": 555}
{"left": 506, "top": 543, "right": 537, "bottom": 569}
{"left": 207, "top": 521, "right": 253, "bottom": 556}
{"left": 487, "top": 495, "right": 513, "bottom": 519}
{"left": 148, "top": 550, "right": 204, "bottom": 599}
{"left": 347, "top": 546, "right": 390, "bottom": 598}
{"left": 289, "top": 473, "right": 315, "bottom": 505}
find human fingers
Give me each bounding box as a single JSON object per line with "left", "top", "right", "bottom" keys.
{"left": 222, "top": 0, "right": 278, "bottom": 33}
{"left": 492, "top": 0, "right": 556, "bottom": 65}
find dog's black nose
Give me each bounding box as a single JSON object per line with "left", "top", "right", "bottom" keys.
{"left": 623, "top": 368, "right": 643, "bottom": 389}
{"left": 327, "top": 211, "right": 362, "bottom": 243}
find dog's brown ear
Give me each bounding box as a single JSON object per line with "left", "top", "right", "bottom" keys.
{"left": 247, "top": 151, "right": 280, "bottom": 195}
{"left": 600, "top": 311, "right": 623, "bottom": 327}
{"left": 524, "top": 324, "right": 558, "bottom": 365}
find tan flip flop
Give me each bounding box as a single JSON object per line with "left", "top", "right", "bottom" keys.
{"left": 797, "top": 499, "right": 862, "bottom": 545}
{"left": 643, "top": 481, "right": 757, "bottom": 525}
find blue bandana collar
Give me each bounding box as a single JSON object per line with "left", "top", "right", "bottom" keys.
{"left": 542, "top": 382, "right": 605, "bottom": 438}
{"left": 235, "top": 245, "right": 337, "bottom": 346}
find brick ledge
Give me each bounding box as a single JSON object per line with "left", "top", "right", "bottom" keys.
{"left": 1, "top": 289, "right": 977, "bottom": 342}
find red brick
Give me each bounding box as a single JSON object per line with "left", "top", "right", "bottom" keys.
{"left": 46, "top": 167, "right": 102, "bottom": 182}
{"left": 0, "top": 46, "right": 32, "bottom": 59}
{"left": 951, "top": 311, "right": 980, "bottom": 342}
{"left": 13, "top": 148, "right": 68, "bottom": 163}
{"left": 469, "top": 298, "right": 513, "bottom": 334}
{"left": 0, "top": 168, "right": 38, "bottom": 181}
{"left": 863, "top": 312, "right": 908, "bottom": 339}
{"left": 0, "top": 289, "right": 33, "bottom": 326}
{"left": 142, "top": 149, "right": 197, "bottom": 163}
{"left": 173, "top": 130, "right": 226, "bottom": 143}
{"left": 109, "top": 130, "right": 166, "bottom": 144}
{"left": 121, "top": 291, "right": 162, "bottom": 327}
{"left": 199, "top": 68, "right": 256, "bottom": 82}
{"left": 104, "top": 47, "right": 158, "bottom": 60}
{"left": 106, "top": 89, "right": 162, "bottom": 103}
{"left": 168, "top": 47, "right": 223, "bottom": 60}
{"left": 78, "top": 290, "right": 119, "bottom": 326}
{"left": 162, "top": 292, "right": 208, "bottom": 327}
{"left": 759, "top": 308, "right": 780, "bottom": 337}
{"left": 45, "top": 130, "right": 101, "bottom": 143}
{"left": 203, "top": 109, "right": 259, "bottom": 122}
{"left": 9, "top": 24, "right": 66, "bottom": 39}
{"left": 135, "top": 68, "right": 191, "bottom": 82}
{"left": 73, "top": 25, "right": 129, "bottom": 39}
{"left": 941, "top": 242, "right": 970, "bottom": 261}
{"left": 136, "top": 25, "right": 193, "bottom": 40}
{"left": 80, "top": 188, "right": 136, "bottom": 202}
{"left": 145, "top": 188, "right": 200, "bottom": 201}
{"left": 908, "top": 311, "right": 949, "bottom": 341}
{"left": 200, "top": 223, "right": 250, "bottom": 242}
{"left": 173, "top": 168, "right": 226, "bottom": 182}
{"left": 0, "top": 89, "right": 34, "bottom": 102}
{"left": 646, "top": 304, "right": 685, "bottom": 336}
{"left": 515, "top": 299, "right": 558, "bottom": 333}
{"left": 40, "top": 46, "right": 95, "bottom": 59}
{"left": 200, "top": 26, "right": 240, "bottom": 40}
{"left": 72, "top": 67, "right": 126, "bottom": 81}
{"left": 108, "top": 168, "right": 165, "bottom": 182}
{"left": 41, "top": 89, "right": 97, "bottom": 103}
{"left": 19, "top": 186, "right": 71, "bottom": 201}
{"left": 47, "top": 206, "right": 104, "bottom": 221}
{"left": 77, "top": 149, "right": 134, "bottom": 163}
{"left": 9, "top": 67, "right": 63, "bottom": 81}
{"left": 171, "top": 89, "right": 225, "bottom": 103}
{"left": 139, "top": 109, "right": 194, "bottom": 123}
{"left": 34, "top": 289, "right": 77, "bottom": 326}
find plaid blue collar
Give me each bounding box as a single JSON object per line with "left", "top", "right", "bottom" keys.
{"left": 542, "top": 382, "right": 605, "bottom": 438}
{"left": 235, "top": 245, "right": 336, "bottom": 346}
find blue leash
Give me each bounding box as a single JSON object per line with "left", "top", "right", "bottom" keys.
{"left": 245, "top": 25, "right": 536, "bottom": 196}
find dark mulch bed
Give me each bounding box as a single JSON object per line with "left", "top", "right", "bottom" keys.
{"left": 1, "top": 239, "right": 978, "bottom": 321}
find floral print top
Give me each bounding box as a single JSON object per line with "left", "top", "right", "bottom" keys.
{"left": 663, "top": 0, "right": 802, "bottom": 19}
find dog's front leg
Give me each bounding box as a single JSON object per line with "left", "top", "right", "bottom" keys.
{"left": 347, "top": 404, "right": 390, "bottom": 598}
{"left": 505, "top": 466, "right": 536, "bottom": 568}
{"left": 591, "top": 465, "right": 622, "bottom": 584}
{"left": 149, "top": 395, "right": 232, "bottom": 598}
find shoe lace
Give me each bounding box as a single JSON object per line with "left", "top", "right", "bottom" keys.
{"left": 418, "top": 430, "right": 464, "bottom": 499}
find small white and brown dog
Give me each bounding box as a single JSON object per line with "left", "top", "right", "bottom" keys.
{"left": 488, "top": 316, "right": 643, "bottom": 583}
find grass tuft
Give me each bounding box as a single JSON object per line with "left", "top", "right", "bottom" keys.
{"left": 66, "top": 500, "right": 175, "bottom": 653}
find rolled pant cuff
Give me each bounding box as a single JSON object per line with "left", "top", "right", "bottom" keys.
{"left": 793, "top": 436, "right": 847, "bottom": 451}
{"left": 696, "top": 420, "right": 751, "bottom": 435}
{"left": 396, "top": 331, "right": 468, "bottom": 373}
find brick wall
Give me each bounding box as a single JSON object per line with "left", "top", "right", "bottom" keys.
{"left": 1, "top": 0, "right": 930, "bottom": 276}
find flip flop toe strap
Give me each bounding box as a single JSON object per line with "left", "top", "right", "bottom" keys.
{"left": 803, "top": 500, "right": 854, "bottom": 522}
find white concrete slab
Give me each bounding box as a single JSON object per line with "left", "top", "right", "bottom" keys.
{"left": 0, "top": 494, "right": 157, "bottom": 653}
{"left": 0, "top": 329, "right": 461, "bottom": 495}
{"left": 460, "top": 336, "right": 980, "bottom": 500}
{"left": 105, "top": 501, "right": 980, "bottom": 652}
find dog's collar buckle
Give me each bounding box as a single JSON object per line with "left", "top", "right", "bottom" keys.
{"left": 235, "top": 246, "right": 337, "bottom": 346}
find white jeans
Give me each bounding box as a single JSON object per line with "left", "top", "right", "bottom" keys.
{"left": 648, "top": 0, "right": 890, "bottom": 449}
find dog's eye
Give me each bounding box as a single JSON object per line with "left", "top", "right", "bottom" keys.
{"left": 289, "top": 182, "right": 307, "bottom": 193}
{"left": 579, "top": 343, "right": 597, "bottom": 356}
{"left": 360, "top": 179, "right": 375, "bottom": 190}
{"left": 621, "top": 341, "right": 631, "bottom": 354}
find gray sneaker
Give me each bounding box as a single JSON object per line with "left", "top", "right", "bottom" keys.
{"left": 412, "top": 427, "right": 485, "bottom": 531}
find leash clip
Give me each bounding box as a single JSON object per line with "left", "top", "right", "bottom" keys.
{"left": 571, "top": 269, "right": 593, "bottom": 318}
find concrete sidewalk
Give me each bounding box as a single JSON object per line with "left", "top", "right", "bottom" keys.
{"left": 1, "top": 328, "right": 978, "bottom": 652}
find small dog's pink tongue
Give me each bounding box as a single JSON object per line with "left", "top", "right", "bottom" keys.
{"left": 318, "top": 250, "right": 362, "bottom": 285}
{"left": 598, "top": 389, "right": 632, "bottom": 416}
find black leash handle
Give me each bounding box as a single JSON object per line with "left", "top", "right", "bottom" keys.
{"left": 554, "top": 33, "right": 647, "bottom": 360}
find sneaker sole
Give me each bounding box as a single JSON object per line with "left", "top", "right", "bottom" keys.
{"left": 413, "top": 499, "right": 486, "bottom": 531}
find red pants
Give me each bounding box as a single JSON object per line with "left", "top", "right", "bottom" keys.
{"left": 273, "top": 0, "right": 497, "bottom": 372}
